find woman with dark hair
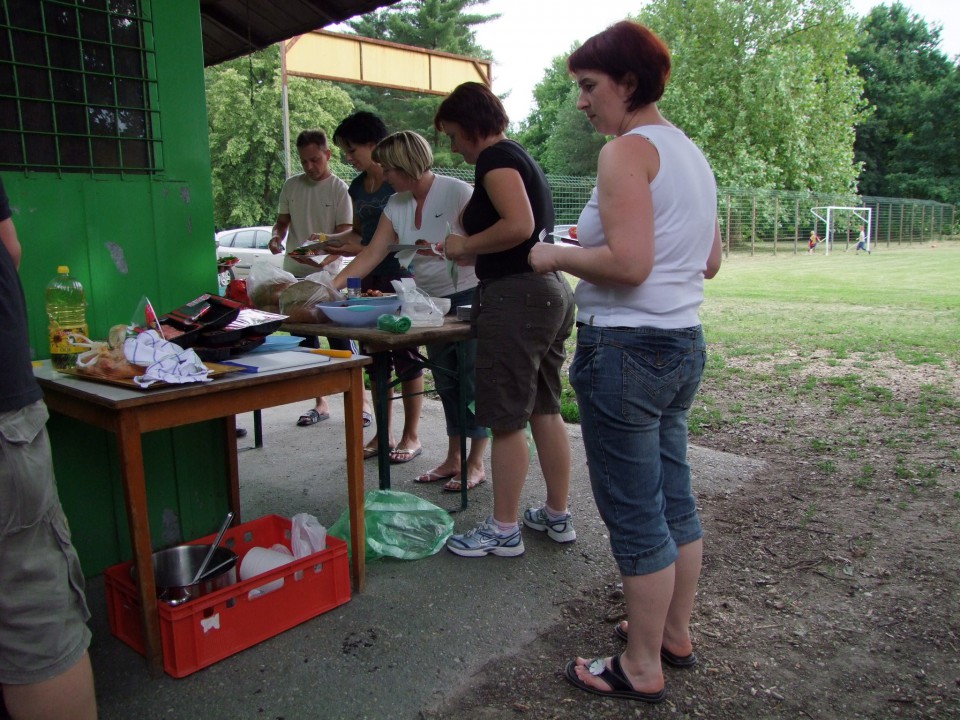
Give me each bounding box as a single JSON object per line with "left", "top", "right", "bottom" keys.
{"left": 324, "top": 111, "right": 424, "bottom": 463}
{"left": 529, "top": 21, "right": 722, "bottom": 702}
{"left": 435, "top": 82, "right": 576, "bottom": 558}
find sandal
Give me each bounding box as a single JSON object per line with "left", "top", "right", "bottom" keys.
{"left": 613, "top": 623, "right": 698, "bottom": 668}
{"left": 564, "top": 655, "right": 665, "bottom": 703}
{"left": 443, "top": 474, "right": 486, "bottom": 492}
{"left": 388, "top": 446, "right": 422, "bottom": 464}
{"left": 297, "top": 409, "right": 329, "bottom": 426}
{"left": 363, "top": 444, "right": 380, "bottom": 460}
{"left": 362, "top": 411, "right": 373, "bottom": 428}
{"left": 415, "top": 469, "right": 457, "bottom": 484}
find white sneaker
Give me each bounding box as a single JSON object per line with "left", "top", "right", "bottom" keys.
{"left": 522, "top": 507, "right": 576, "bottom": 543}
{"left": 446, "top": 517, "right": 525, "bottom": 557}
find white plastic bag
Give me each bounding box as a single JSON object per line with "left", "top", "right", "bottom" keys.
{"left": 303, "top": 269, "right": 343, "bottom": 299}
{"left": 278, "top": 269, "right": 343, "bottom": 323}
{"left": 391, "top": 278, "right": 443, "bottom": 327}
{"left": 290, "top": 513, "right": 327, "bottom": 559}
{"left": 247, "top": 260, "right": 297, "bottom": 313}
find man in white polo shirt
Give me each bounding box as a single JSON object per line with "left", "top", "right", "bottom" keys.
{"left": 269, "top": 129, "right": 354, "bottom": 426}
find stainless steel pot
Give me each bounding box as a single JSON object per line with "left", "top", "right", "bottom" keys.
{"left": 150, "top": 544, "right": 238, "bottom": 605}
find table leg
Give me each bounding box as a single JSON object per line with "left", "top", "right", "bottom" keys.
{"left": 223, "top": 416, "right": 242, "bottom": 521}
{"left": 343, "top": 367, "right": 366, "bottom": 592}
{"left": 253, "top": 410, "right": 264, "bottom": 448}
{"left": 370, "top": 352, "right": 393, "bottom": 490}
{"left": 115, "top": 418, "right": 163, "bottom": 677}
{"left": 456, "top": 340, "right": 469, "bottom": 510}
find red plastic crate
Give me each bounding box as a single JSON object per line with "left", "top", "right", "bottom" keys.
{"left": 104, "top": 514, "right": 350, "bottom": 677}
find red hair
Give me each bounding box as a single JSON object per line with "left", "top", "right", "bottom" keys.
{"left": 568, "top": 21, "right": 672, "bottom": 110}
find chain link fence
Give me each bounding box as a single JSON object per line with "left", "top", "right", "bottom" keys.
{"left": 715, "top": 187, "right": 957, "bottom": 254}
{"left": 334, "top": 163, "right": 958, "bottom": 252}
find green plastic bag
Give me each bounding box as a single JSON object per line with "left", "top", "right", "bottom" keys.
{"left": 327, "top": 490, "right": 454, "bottom": 561}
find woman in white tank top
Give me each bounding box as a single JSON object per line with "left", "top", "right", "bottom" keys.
{"left": 530, "top": 20, "right": 722, "bottom": 703}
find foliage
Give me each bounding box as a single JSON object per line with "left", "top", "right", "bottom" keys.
{"left": 205, "top": 47, "right": 354, "bottom": 229}
{"left": 520, "top": 0, "right": 866, "bottom": 194}
{"left": 338, "top": 0, "right": 498, "bottom": 167}
{"left": 516, "top": 52, "right": 607, "bottom": 175}
{"left": 850, "top": 3, "right": 960, "bottom": 203}
{"left": 641, "top": 0, "right": 865, "bottom": 193}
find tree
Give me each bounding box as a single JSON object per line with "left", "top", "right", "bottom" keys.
{"left": 205, "top": 48, "right": 354, "bottom": 229}
{"left": 850, "top": 3, "right": 960, "bottom": 202}
{"left": 640, "top": 0, "right": 865, "bottom": 193}
{"left": 519, "top": 0, "right": 866, "bottom": 194}
{"left": 517, "top": 51, "right": 608, "bottom": 176}
{"left": 338, "top": 0, "right": 498, "bottom": 166}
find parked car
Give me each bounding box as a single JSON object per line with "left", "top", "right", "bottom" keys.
{"left": 215, "top": 226, "right": 283, "bottom": 277}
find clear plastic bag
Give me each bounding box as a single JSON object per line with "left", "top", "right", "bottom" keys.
{"left": 247, "top": 260, "right": 297, "bottom": 313}
{"left": 279, "top": 269, "right": 342, "bottom": 323}
{"left": 327, "top": 490, "right": 454, "bottom": 561}
{"left": 290, "top": 513, "right": 327, "bottom": 558}
{"left": 391, "top": 278, "right": 443, "bottom": 327}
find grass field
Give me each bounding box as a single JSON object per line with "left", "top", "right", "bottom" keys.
{"left": 701, "top": 242, "right": 960, "bottom": 362}
{"left": 688, "top": 243, "right": 960, "bottom": 457}
{"left": 557, "top": 242, "right": 960, "bottom": 423}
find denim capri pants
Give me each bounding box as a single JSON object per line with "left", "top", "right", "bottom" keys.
{"left": 570, "top": 323, "right": 707, "bottom": 577}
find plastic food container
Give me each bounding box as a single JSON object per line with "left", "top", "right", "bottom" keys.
{"left": 318, "top": 299, "right": 401, "bottom": 327}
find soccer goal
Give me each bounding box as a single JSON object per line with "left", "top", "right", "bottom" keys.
{"left": 811, "top": 206, "right": 873, "bottom": 255}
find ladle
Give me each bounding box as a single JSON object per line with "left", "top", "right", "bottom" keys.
{"left": 189, "top": 511, "right": 234, "bottom": 585}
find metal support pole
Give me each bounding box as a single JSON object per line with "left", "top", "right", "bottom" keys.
{"left": 281, "top": 41, "right": 291, "bottom": 179}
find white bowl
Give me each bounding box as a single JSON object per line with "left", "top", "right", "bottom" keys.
{"left": 318, "top": 299, "right": 401, "bottom": 327}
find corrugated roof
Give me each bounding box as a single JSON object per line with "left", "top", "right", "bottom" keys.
{"left": 200, "top": 0, "right": 399, "bottom": 66}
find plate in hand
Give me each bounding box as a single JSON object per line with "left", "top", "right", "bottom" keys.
{"left": 550, "top": 224, "right": 580, "bottom": 245}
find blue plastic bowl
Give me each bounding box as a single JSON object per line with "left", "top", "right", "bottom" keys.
{"left": 346, "top": 294, "right": 398, "bottom": 307}
{"left": 318, "top": 299, "right": 401, "bottom": 327}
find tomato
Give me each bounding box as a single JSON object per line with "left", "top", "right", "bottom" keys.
{"left": 569, "top": 226, "right": 578, "bottom": 240}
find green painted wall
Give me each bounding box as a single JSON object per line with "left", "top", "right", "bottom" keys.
{"left": 2, "top": 3, "right": 231, "bottom": 574}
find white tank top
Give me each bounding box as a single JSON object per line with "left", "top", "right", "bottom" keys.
{"left": 574, "top": 125, "right": 717, "bottom": 329}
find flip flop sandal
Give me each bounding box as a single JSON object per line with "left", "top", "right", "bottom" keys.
{"left": 297, "top": 409, "right": 329, "bottom": 426}
{"left": 388, "top": 447, "right": 423, "bottom": 464}
{"left": 613, "top": 623, "right": 698, "bottom": 668}
{"left": 362, "top": 411, "right": 373, "bottom": 428}
{"left": 363, "top": 444, "right": 382, "bottom": 460}
{"left": 564, "top": 655, "right": 666, "bottom": 703}
{"left": 415, "top": 469, "right": 457, "bottom": 484}
{"left": 442, "top": 475, "right": 486, "bottom": 492}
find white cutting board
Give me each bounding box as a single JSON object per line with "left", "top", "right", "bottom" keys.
{"left": 222, "top": 351, "right": 331, "bottom": 373}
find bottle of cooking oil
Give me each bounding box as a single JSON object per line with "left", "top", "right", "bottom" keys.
{"left": 46, "top": 266, "right": 88, "bottom": 370}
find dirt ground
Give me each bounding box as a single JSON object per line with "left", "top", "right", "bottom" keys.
{"left": 426, "top": 353, "right": 960, "bottom": 719}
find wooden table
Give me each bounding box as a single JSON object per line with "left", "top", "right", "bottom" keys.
{"left": 34, "top": 355, "right": 370, "bottom": 677}
{"left": 283, "top": 317, "right": 473, "bottom": 507}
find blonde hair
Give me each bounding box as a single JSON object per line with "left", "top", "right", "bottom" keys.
{"left": 373, "top": 131, "right": 433, "bottom": 180}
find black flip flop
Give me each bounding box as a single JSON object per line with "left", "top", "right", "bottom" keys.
{"left": 613, "top": 623, "right": 698, "bottom": 668}
{"left": 296, "top": 409, "right": 330, "bottom": 426}
{"left": 564, "top": 655, "right": 665, "bottom": 703}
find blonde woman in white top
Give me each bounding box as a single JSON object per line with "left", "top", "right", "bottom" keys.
{"left": 334, "top": 131, "right": 488, "bottom": 491}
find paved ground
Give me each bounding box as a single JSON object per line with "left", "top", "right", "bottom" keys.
{"left": 79, "top": 392, "right": 757, "bottom": 720}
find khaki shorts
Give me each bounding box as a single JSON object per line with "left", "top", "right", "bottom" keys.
{"left": 473, "top": 272, "right": 574, "bottom": 431}
{"left": 0, "top": 401, "right": 91, "bottom": 685}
